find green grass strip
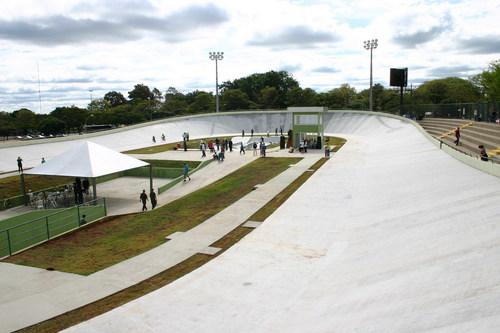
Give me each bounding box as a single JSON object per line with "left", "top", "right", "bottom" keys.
{"left": 4, "top": 157, "right": 301, "bottom": 275}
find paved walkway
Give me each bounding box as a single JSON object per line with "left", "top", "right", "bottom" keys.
{"left": 0, "top": 151, "right": 320, "bottom": 332}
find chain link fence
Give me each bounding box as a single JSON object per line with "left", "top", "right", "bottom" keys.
{"left": 0, "top": 198, "right": 106, "bottom": 258}
{"left": 400, "top": 101, "right": 500, "bottom": 121}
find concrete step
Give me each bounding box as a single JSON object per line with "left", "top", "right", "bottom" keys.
{"left": 460, "top": 129, "right": 500, "bottom": 147}
{"left": 420, "top": 118, "right": 500, "bottom": 132}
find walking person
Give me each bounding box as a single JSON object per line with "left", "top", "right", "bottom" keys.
{"left": 229, "top": 139, "right": 233, "bottom": 152}
{"left": 183, "top": 163, "right": 191, "bottom": 181}
{"left": 253, "top": 142, "right": 258, "bottom": 156}
{"left": 17, "top": 156, "right": 23, "bottom": 172}
{"left": 240, "top": 142, "right": 245, "bottom": 155}
{"left": 454, "top": 127, "right": 460, "bottom": 146}
{"left": 251, "top": 128, "right": 254, "bottom": 137}
{"left": 201, "top": 142, "right": 206, "bottom": 158}
{"left": 150, "top": 189, "right": 157, "bottom": 209}
{"left": 140, "top": 189, "right": 148, "bottom": 211}
{"left": 152, "top": 136, "right": 156, "bottom": 143}
{"left": 242, "top": 129, "right": 245, "bottom": 137}
{"left": 219, "top": 145, "right": 225, "bottom": 161}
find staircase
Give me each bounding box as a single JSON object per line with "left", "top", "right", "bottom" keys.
{"left": 418, "top": 118, "right": 500, "bottom": 160}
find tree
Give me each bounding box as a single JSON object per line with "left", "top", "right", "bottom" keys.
{"left": 38, "top": 116, "right": 65, "bottom": 135}
{"left": 221, "top": 89, "right": 249, "bottom": 110}
{"left": 13, "top": 108, "right": 37, "bottom": 135}
{"left": 414, "top": 77, "right": 481, "bottom": 104}
{"left": 259, "top": 86, "right": 280, "bottom": 109}
{"left": 88, "top": 98, "right": 110, "bottom": 112}
{"left": 50, "top": 106, "right": 88, "bottom": 133}
{"left": 187, "top": 91, "right": 214, "bottom": 113}
{"left": 152, "top": 88, "right": 163, "bottom": 103}
{"left": 128, "top": 84, "right": 153, "bottom": 102}
{"left": 286, "top": 87, "right": 317, "bottom": 106}
{"left": 0, "top": 111, "right": 15, "bottom": 138}
{"left": 222, "top": 70, "right": 299, "bottom": 108}
{"left": 104, "top": 91, "right": 127, "bottom": 107}
{"left": 472, "top": 60, "right": 500, "bottom": 101}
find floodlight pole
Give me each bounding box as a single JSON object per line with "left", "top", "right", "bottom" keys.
{"left": 364, "top": 39, "right": 378, "bottom": 111}
{"left": 209, "top": 51, "right": 224, "bottom": 113}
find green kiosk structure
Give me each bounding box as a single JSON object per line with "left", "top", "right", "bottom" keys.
{"left": 288, "top": 106, "right": 326, "bottom": 149}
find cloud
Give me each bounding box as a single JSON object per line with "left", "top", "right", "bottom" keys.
{"left": 77, "top": 65, "right": 110, "bottom": 71}
{"left": 248, "top": 25, "right": 339, "bottom": 48}
{"left": 279, "top": 64, "right": 302, "bottom": 72}
{"left": 392, "top": 14, "right": 452, "bottom": 48}
{"left": 0, "top": 4, "right": 228, "bottom": 46}
{"left": 312, "top": 66, "right": 339, "bottom": 73}
{"left": 428, "top": 65, "right": 479, "bottom": 78}
{"left": 458, "top": 36, "right": 500, "bottom": 54}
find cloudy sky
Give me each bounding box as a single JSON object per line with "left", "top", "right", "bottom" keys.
{"left": 0, "top": 0, "right": 499, "bottom": 113}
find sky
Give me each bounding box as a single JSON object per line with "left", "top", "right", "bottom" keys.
{"left": 0, "top": 0, "right": 499, "bottom": 113}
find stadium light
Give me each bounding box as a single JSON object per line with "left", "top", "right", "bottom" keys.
{"left": 364, "top": 39, "right": 378, "bottom": 111}
{"left": 209, "top": 51, "right": 224, "bottom": 113}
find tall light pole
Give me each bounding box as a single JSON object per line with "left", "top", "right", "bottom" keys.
{"left": 364, "top": 39, "right": 378, "bottom": 111}
{"left": 209, "top": 51, "right": 224, "bottom": 113}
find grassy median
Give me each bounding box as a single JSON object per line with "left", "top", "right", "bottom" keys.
{"left": 4, "top": 157, "right": 301, "bottom": 275}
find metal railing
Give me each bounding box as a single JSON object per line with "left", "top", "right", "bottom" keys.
{"left": 0, "top": 198, "right": 106, "bottom": 258}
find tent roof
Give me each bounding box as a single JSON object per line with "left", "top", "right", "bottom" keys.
{"left": 26, "top": 141, "right": 149, "bottom": 178}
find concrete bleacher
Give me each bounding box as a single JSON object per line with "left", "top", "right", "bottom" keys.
{"left": 418, "top": 117, "right": 500, "bottom": 159}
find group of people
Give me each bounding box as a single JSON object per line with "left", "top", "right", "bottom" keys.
{"left": 241, "top": 127, "right": 283, "bottom": 138}
{"left": 139, "top": 162, "right": 191, "bottom": 211}
{"left": 74, "top": 177, "right": 90, "bottom": 204}
{"left": 139, "top": 189, "right": 157, "bottom": 212}
{"left": 152, "top": 133, "right": 167, "bottom": 143}
{"left": 200, "top": 138, "right": 235, "bottom": 162}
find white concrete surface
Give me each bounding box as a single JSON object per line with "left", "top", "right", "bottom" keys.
{"left": 62, "top": 113, "right": 500, "bottom": 333}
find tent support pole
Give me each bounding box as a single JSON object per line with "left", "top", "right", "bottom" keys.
{"left": 149, "top": 165, "right": 153, "bottom": 194}
{"left": 92, "top": 178, "right": 97, "bottom": 201}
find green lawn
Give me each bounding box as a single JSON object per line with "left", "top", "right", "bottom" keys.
{"left": 4, "top": 157, "right": 302, "bottom": 275}
{"left": 0, "top": 204, "right": 106, "bottom": 257}
{"left": 124, "top": 136, "right": 234, "bottom": 154}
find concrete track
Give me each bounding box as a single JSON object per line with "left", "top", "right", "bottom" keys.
{"left": 2, "top": 111, "right": 500, "bottom": 332}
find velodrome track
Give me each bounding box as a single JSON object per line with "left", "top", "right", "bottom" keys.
{"left": 4, "top": 111, "right": 500, "bottom": 332}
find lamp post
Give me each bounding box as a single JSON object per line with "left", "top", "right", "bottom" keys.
{"left": 209, "top": 51, "right": 224, "bottom": 113}
{"left": 364, "top": 39, "right": 378, "bottom": 111}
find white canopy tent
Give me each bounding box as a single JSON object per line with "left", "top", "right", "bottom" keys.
{"left": 25, "top": 141, "right": 151, "bottom": 200}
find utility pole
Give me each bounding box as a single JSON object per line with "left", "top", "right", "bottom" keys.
{"left": 209, "top": 51, "right": 224, "bottom": 113}
{"left": 363, "top": 39, "right": 378, "bottom": 111}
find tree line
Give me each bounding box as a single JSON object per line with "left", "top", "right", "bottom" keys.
{"left": 1, "top": 59, "right": 498, "bottom": 138}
